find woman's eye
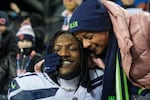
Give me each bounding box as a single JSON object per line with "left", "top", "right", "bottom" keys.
{"left": 84, "top": 35, "right": 93, "bottom": 39}
{"left": 76, "top": 37, "right": 82, "bottom": 41}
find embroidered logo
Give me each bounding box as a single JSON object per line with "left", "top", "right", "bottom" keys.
{"left": 69, "top": 21, "right": 78, "bottom": 29}
{"left": 11, "top": 82, "right": 16, "bottom": 89}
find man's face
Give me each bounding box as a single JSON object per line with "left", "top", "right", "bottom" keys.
{"left": 53, "top": 34, "right": 80, "bottom": 76}
{"left": 0, "top": 25, "right": 6, "bottom": 34}
{"left": 75, "top": 32, "right": 109, "bottom": 56}
{"left": 17, "top": 40, "right": 33, "bottom": 49}
{"left": 63, "top": 0, "right": 80, "bottom": 11}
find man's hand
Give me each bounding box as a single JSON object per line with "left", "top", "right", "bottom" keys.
{"left": 34, "top": 59, "right": 45, "bottom": 73}
{"left": 44, "top": 53, "right": 61, "bottom": 73}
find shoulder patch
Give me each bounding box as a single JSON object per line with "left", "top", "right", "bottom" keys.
{"left": 9, "top": 80, "right": 20, "bottom": 93}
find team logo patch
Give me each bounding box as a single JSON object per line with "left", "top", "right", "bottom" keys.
{"left": 69, "top": 21, "right": 78, "bottom": 29}
{"left": 9, "top": 80, "right": 20, "bottom": 92}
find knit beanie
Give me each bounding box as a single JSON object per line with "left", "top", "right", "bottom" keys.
{"left": 69, "top": 0, "right": 112, "bottom": 33}
{"left": 0, "top": 11, "right": 9, "bottom": 26}
{"left": 16, "top": 25, "right": 35, "bottom": 43}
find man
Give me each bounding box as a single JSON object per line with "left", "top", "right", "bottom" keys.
{"left": 69, "top": 0, "right": 150, "bottom": 100}
{"left": 61, "top": 0, "right": 82, "bottom": 30}
{"left": 0, "top": 11, "right": 18, "bottom": 96}
{"left": 8, "top": 31, "right": 103, "bottom": 100}
{"left": 48, "top": 0, "right": 82, "bottom": 39}
{"left": 120, "top": 0, "right": 143, "bottom": 14}
{"left": 15, "top": 25, "right": 42, "bottom": 76}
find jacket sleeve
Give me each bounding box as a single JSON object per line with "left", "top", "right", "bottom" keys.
{"left": 0, "top": 32, "right": 18, "bottom": 92}
{"left": 0, "top": 55, "right": 16, "bottom": 81}
{"left": 129, "top": 12, "right": 150, "bottom": 88}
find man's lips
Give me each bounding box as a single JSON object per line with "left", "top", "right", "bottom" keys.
{"left": 61, "top": 59, "right": 73, "bottom": 67}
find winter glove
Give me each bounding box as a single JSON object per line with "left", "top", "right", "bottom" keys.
{"left": 44, "top": 53, "right": 61, "bottom": 73}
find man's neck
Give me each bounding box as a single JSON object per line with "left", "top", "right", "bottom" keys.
{"left": 57, "top": 76, "right": 80, "bottom": 91}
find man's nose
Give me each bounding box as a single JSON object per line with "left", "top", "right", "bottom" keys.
{"left": 58, "top": 48, "right": 70, "bottom": 56}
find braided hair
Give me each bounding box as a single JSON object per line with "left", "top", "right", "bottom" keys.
{"left": 46, "top": 30, "right": 91, "bottom": 92}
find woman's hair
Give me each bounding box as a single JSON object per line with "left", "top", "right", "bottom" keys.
{"left": 46, "top": 30, "right": 91, "bottom": 92}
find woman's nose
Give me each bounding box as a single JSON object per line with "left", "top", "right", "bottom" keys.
{"left": 83, "top": 39, "right": 91, "bottom": 49}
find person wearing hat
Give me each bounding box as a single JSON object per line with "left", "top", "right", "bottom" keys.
{"left": 69, "top": 0, "right": 118, "bottom": 99}
{"left": 16, "top": 25, "right": 42, "bottom": 76}
{"left": 69, "top": 0, "right": 150, "bottom": 100}
{"left": 47, "top": 0, "right": 82, "bottom": 41}
{"left": 0, "top": 10, "right": 18, "bottom": 98}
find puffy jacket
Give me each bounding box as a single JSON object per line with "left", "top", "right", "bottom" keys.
{"left": 101, "top": 0, "right": 150, "bottom": 88}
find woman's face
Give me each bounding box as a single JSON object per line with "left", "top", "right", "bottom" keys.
{"left": 53, "top": 34, "right": 80, "bottom": 76}
{"left": 75, "top": 32, "right": 109, "bottom": 56}
{"left": 17, "top": 40, "right": 33, "bottom": 49}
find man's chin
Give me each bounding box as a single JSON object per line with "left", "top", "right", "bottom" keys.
{"left": 58, "top": 72, "right": 74, "bottom": 80}
{"left": 58, "top": 68, "right": 80, "bottom": 80}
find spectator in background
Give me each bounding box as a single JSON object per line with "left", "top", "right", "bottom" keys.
{"left": 118, "top": 0, "right": 148, "bottom": 11}
{"left": 44, "top": 0, "right": 63, "bottom": 22}
{"left": 48, "top": 0, "right": 82, "bottom": 39}
{"left": 0, "top": 10, "right": 18, "bottom": 97}
{"left": 120, "top": 0, "right": 144, "bottom": 13}
{"left": 136, "top": 0, "right": 148, "bottom": 11}
{"left": 61, "top": 0, "right": 82, "bottom": 30}
{"left": 121, "top": 0, "right": 136, "bottom": 8}
{"left": 21, "top": 13, "right": 47, "bottom": 55}
{"left": 29, "top": 13, "right": 47, "bottom": 55}
{"left": 16, "top": 24, "right": 42, "bottom": 76}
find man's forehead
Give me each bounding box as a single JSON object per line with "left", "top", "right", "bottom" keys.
{"left": 55, "top": 34, "right": 78, "bottom": 44}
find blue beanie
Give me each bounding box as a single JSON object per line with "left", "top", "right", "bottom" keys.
{"left": 69, "top": 0, "right": 112, "bottom": 33}
{"left": 0, "top": 11, "right": 9, "bottom": 26}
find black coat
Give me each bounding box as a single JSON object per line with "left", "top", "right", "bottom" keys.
{"left": 0, "top": 30, "right": 18, "bottom": 94}
{"left": 0, "top": 30, "right": 18, "bottom": 60}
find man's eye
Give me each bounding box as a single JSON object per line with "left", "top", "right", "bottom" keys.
{"left": 53, "top": 49, "right": 59, "bottom": 52}
{"left": 69, "top": 45, "right": 78, "bottom": 51}
{"left": 53, "top": 47, "right": 60, "bottom": 52}
{"left": 70, "top": 48, "right": 78, "bottom": 51}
